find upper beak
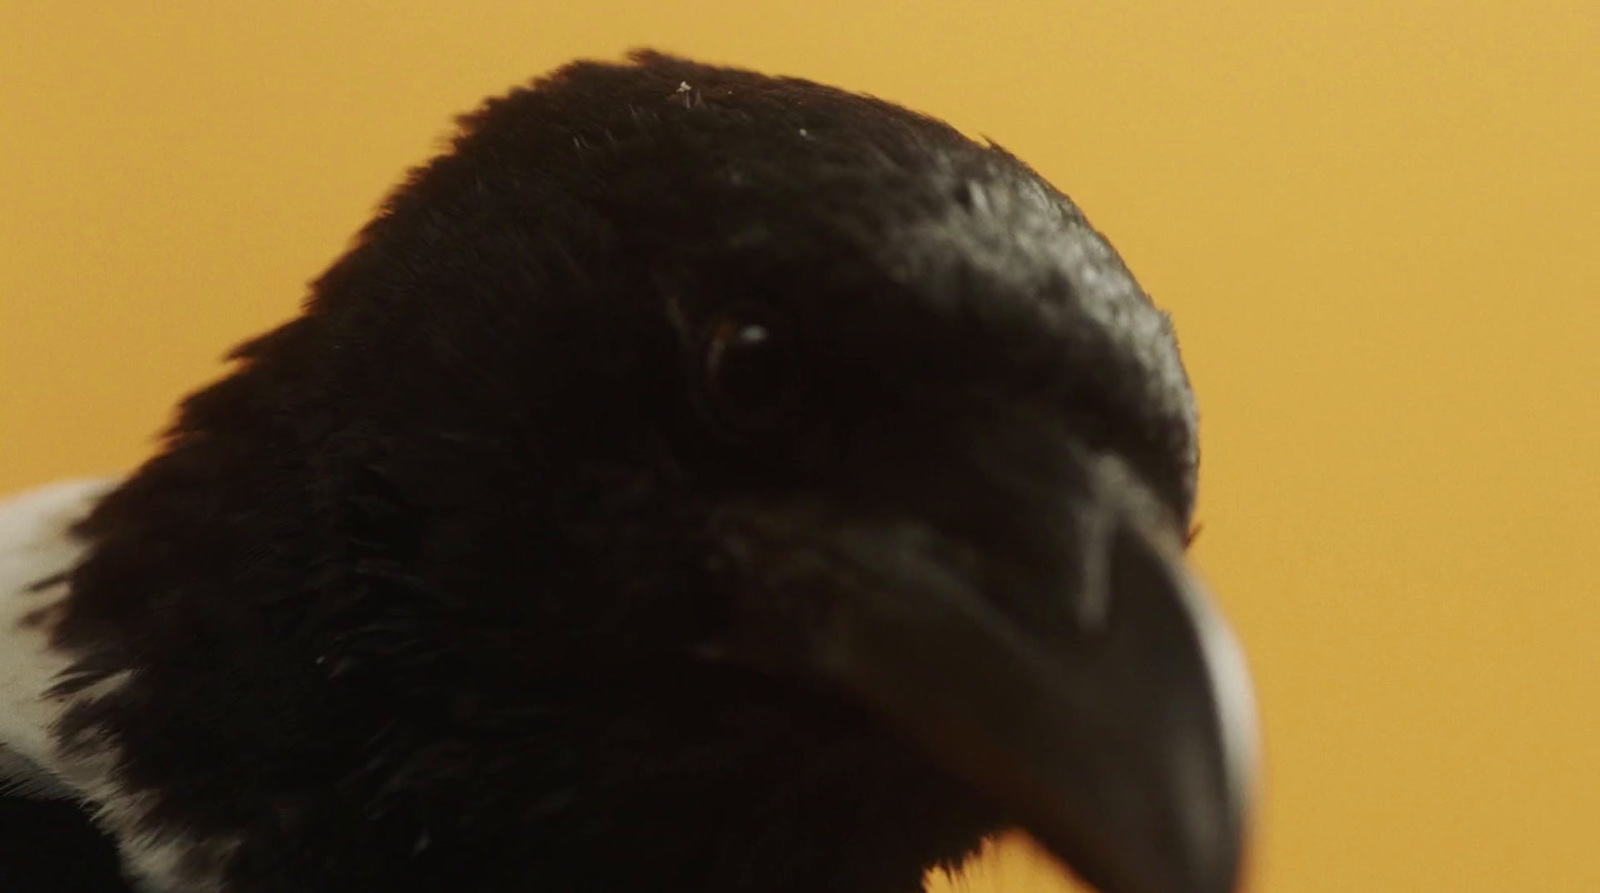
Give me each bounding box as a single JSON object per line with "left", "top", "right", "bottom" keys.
{"left": 714, "top": 449, "right": 1258, "bottom": 893}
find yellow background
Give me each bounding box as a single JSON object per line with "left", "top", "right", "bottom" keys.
{"left": 2, "top": 2, "right": 1596, "bottom": 891}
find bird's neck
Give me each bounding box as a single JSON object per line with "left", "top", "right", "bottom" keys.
{"left": 352, "top": 676, "right": 1002, "bottom": 893}
{"left": 491, "top": 708, "right": 999, "bottom": 893}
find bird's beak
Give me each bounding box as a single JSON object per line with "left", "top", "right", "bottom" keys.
{"left": 713, "top": 447, "right": 1257, "bottom": 893}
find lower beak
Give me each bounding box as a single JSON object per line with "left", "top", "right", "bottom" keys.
{"left": 715, "top": 480, "right": 1257, "bottom": 893}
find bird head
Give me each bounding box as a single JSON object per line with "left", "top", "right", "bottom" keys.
{"left": 58, "top": 51, "right": 1255, "bottom": 893}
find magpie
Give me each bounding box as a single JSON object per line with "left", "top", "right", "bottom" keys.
{"left": 0, "top": 51, "right": 1256, "bottom": 893}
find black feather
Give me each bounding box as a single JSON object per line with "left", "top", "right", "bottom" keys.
{"left": 25, "top": 51, "right": 1197, "bottom": 893}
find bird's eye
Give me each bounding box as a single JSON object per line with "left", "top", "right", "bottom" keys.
{"left": 701, "top": 309, "right": 795, "bottom": 434}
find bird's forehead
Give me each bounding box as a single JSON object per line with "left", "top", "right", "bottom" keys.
{"left": 790, "top": 156, "right": 1191, "bottom": 433}
{"left": 875, "top": 164, "right": 1172, "bottom": 350}
{"left": 878, "top": 169, "right": 1198, "bottom": 484}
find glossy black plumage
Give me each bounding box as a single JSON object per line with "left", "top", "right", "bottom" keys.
{"left": 0, "top": 51, "right": 1250, "bottom": 893}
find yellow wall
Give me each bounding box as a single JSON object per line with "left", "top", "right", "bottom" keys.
{"left": 2, "top": 3, "right": 1596, "bottom": 891}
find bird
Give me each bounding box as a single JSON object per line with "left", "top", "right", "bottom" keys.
{"left": 0, "top": 51, "right": 1256, "bottom": 893}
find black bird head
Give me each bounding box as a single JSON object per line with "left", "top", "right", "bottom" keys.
{"left": 53, "top": 51, "right": 1255, "bottom": 893}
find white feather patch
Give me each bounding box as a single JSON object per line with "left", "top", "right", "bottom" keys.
{"left": 0, "top": 478, "right": 120, "bottom": 782}
{"left": 0, "top": 478, "right": 241, "bottom": 892}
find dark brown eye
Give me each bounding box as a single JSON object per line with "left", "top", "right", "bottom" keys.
{"left": 702, "top": 310, "right": 795, "bottom": 433}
